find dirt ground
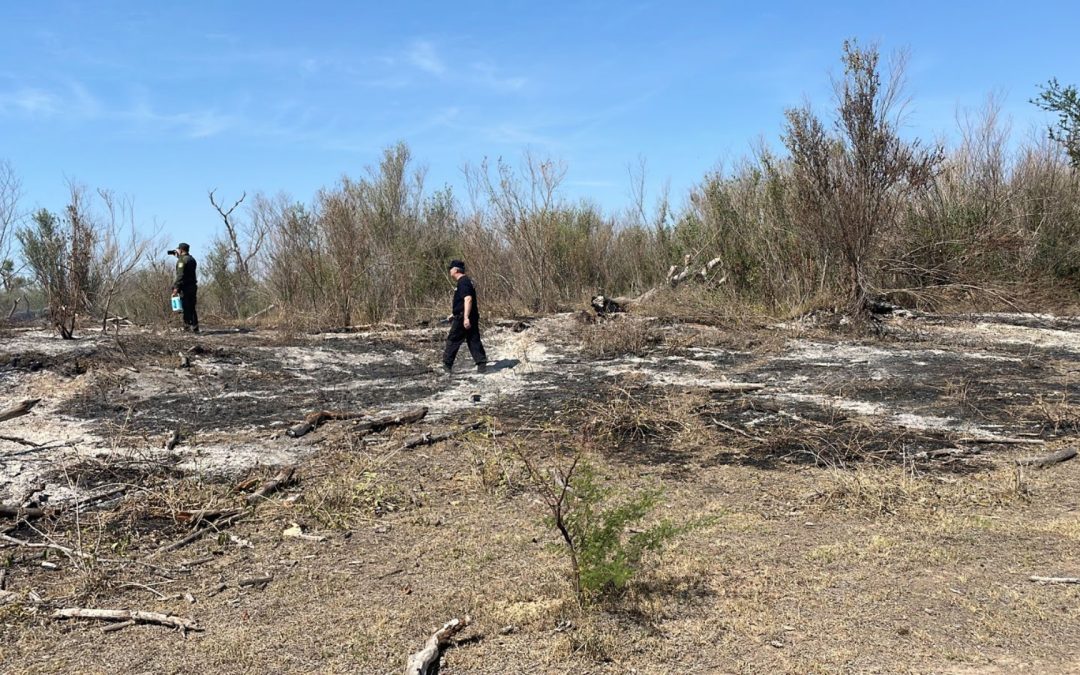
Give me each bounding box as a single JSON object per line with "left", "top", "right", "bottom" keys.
{"left": 1, "top": 309, "right": 1078, "bottom": 673}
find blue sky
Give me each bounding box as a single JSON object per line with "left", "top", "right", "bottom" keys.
{"left": 1, "top": 1, "right": 1077, "bottom": 246}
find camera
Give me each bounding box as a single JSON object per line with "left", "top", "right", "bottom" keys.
{"left": 167, "top": 249, "right": 178, "bottom": 256}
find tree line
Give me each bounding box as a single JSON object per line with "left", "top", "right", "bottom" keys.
{"left": 1, "top": 41, "right": 1077, "bottom": 338}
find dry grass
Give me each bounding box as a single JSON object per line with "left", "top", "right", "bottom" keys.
{"left": 4, "top": 405, "right": 1080, "bottom": 674}
{"left": 574, "top": 315, "right": 662, "bottom": 359}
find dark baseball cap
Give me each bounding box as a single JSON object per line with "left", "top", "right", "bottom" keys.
{"left": 177, "top": 242, "right": 190, "bottom": 251}
{"left": 448, "top": 259, "right": 465, "bottom": 272}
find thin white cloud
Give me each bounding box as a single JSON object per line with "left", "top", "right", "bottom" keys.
{"left": 401, "top": 40, "right": 527, "bottom": 92}
{"left": 407, "top": 40, "right": 447, "bottom": 76}
{"left": 0, "top": 88, "right": 62, "bottom": 115}
{"left": 0, "top": 80, "right": 236, "bottom": 139}
{"left": 471, "top": 63, "right": 527, "bottom": 92}
{"left": 124, "top": 103, "right": 238, "bottom": 139}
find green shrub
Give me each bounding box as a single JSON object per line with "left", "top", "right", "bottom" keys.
{"left": 526, "top": 455, "right": 697, "bottom": 605}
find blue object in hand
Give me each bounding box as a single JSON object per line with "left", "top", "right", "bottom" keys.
{"left": 171, "top": 295, "right": 183, "bottom": 312}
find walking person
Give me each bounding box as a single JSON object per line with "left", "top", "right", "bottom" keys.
{"left": 171, "top": 243, "right": 199, "bottom": 333}
{"left": 443, "top": 260, "right": 487, "bottom": 374}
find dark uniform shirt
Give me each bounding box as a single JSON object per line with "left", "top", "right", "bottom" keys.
{"left": 174, "top": 254, "right": 197, "bottom": 289}
{"left": 452, "top": 276, "right": 479, "bottom": 319}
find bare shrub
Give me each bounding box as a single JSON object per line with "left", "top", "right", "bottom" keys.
{"left": 784, "top": 41, "right": 943, "bottom": 314}
{"left": 93, "top": 189, "right": 155, "bottom": 329}
{"left": 466, "top": 153, "right": 651, "bottom": 313}
{"left": 0, "top": 159, "right": 21, "bottom": 294}
{"left": 206, "top": 189, "right": 267, "bottom": 319}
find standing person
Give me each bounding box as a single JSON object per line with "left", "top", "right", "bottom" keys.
{"left": 171, "top": 243, "right": 199, "bottom": 333}
{"left": 443, "top": 260, "right": 487, "bottom": 374}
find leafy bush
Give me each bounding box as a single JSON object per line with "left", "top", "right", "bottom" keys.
{"left": 525, "top": 455, "right": 695, "bottom": 605}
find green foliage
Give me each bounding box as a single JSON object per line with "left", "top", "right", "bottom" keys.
{"left": 533, "top": 458, "right": 699, "bottom": 606}
{"left": 16, "top": 207, "right": 96, "bottom": 337}
{"left": 560, "top": 463, "right": 680, "bottom": 599}
{"left": 17, "top": 209, "right": 66, "bottom": 294}
{"left": 1033, "top": 78, "right": 1080, "bottom": 168}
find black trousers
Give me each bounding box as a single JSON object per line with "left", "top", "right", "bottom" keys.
{"left": 179, "top": 286, "right": 199, "bottom": 329}
{"left": 443, "top": 316, "right": 487, "bottom": 368}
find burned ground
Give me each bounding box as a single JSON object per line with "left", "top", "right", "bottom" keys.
{"left": 1, "top": 310, "right": 1078, "bottom": 673}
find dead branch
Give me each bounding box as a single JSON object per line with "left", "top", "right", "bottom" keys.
{"left": 402, "top": 421, "right": 485, "bottom": 450}
{"left": 286, "top": 411, "right": 366, "bottom": 438}
{"left": 287, "top": 406, "right": 428, "bottom": 438}
{"left": 592, "top": 253, "right": 723, "bottom": 316}
{"left": 0, "top": 398, "right": 41, "bottom": 424}
{"left": 404, "top": 615, "right": 472, "bottom": 675}
{"left": 0, "top": 532, "right": 92, "bottom": 562}
{"left": 0, "top": 504, "right": 48, "bottom": 520}
{"left": 1029, "top": 576, "right": 1080, "bottom": 585}
{"left": 175, "top": 507, "right": 244, "bottom": 526}
{"left": 709, "top": 383, "right": 766, "bottom": 394}
{"left": 246, "top": 466, "right": 296, "bottom": 504}
{"left": 151, "top": 512, "right": 244, "bottom": 558}
{"left": 707, "top": 417, "right": 764, "bottom": 442}
{"left": 0, "top": 434, "right": 38, "bottom": 446}
{"left": 698, "top": 256, "right": 724, "bottom": 281}
{"left": 359, "top": 407, "right": 428, "bottom": 433}
{"left": 912, "top": 447, "right": 981, "bottom": 460}
{"left": 957, "top": 436, "right": 1045, "bottom": 445}
{"left": 246, "top": 303, "right": 276, "bottom": 321}
{"left": 1016, "top": 448, "right": 1077, "bottom": 469}
{"left": 52, "top": 607, "right": 200, "bottom": 632}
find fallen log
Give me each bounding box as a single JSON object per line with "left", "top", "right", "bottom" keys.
{"left": 52, "top": 608, "right": 201, "bottom": 631}
{"left": 286, "top": 411, "right": 366, "bottom": 438}
{"left": 0, "top": 399, "right": 41, "bottom": 424}
{"left": 246, "top": 466, "right": 296, "bottom": 504}
{"left": 1016, "top": 448, "right": 1077, "bottom": 469}
{"left": 402, "top": 421, "right": 485, "bottom": 450}
{"left": 592, "top": 254, "right": 725, "bottom": 316}
{"left": 1029, "top": 576, "right": 1080, "bottom": 585}
{"left": 404, "top": 615, "right": 472, "bottom": 675}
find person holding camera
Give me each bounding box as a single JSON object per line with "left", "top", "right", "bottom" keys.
{"left": 170, "top": 243, "right": 199, "bottom": 333}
